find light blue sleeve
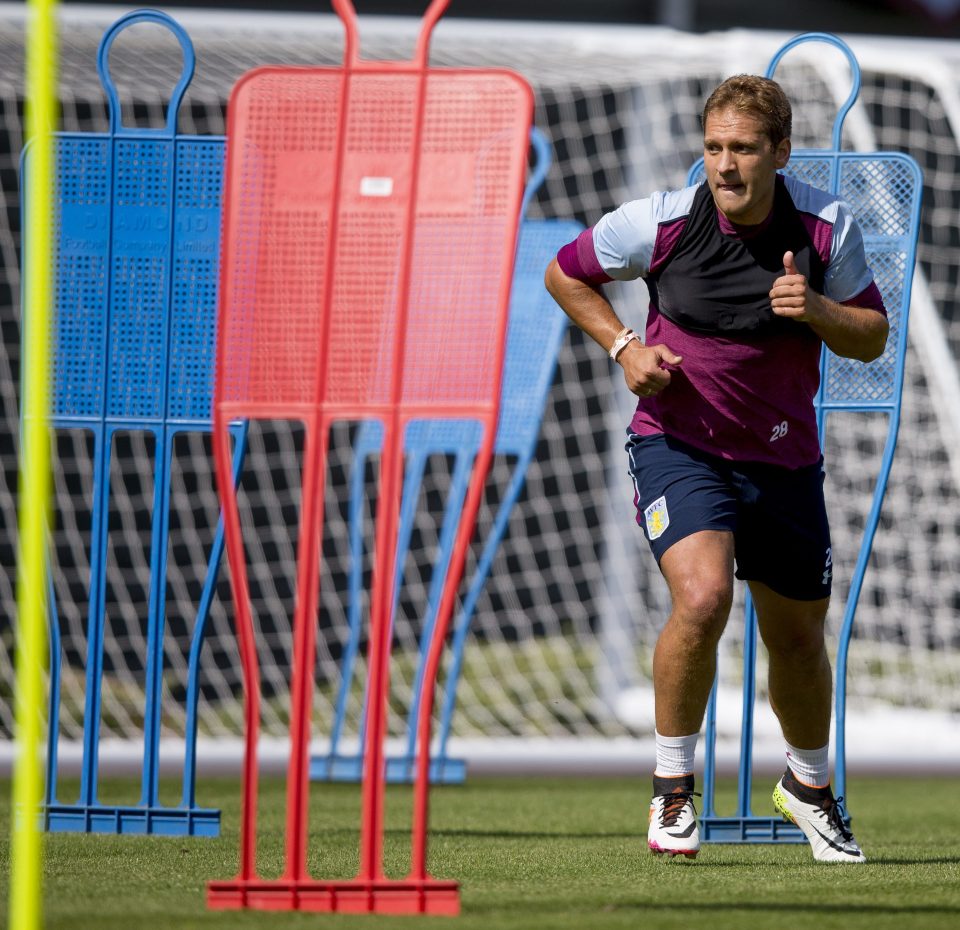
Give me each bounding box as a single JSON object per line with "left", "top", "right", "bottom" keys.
{"left": 824, "top": 201, "right": 876, "bottom": 303}
{"left": 591, "top": 187, "right": 695, "bottom": 281}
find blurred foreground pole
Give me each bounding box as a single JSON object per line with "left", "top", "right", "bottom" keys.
{"left": 11, "top": 1, "right": 58, "bottom": 928}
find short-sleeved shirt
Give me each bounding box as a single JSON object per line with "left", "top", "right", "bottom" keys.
{"left": 557, "top": 174, "right": 886, "bottom": 468}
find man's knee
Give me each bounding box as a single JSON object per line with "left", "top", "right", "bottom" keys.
{"left": 762, "top": 608, "right": 829, "bottom": 661}
{"left": 660, "top": 530, "right": 735, "bottom": 644}
{"left": 671, "top": 576, "right": 733, "bottom": 643}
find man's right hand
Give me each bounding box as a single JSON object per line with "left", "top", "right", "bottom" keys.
{"left": 617, "top": 341, "right": 683, "bottom": 398}
{"left": 543, "top": 257, "right": 683, "bottom": 396}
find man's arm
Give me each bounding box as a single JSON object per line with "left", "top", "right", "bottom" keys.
{"left": 770, "top": 251, "right": 889, "bottom": 362}
{"left": 544, "top": 257, "right": 682, "bottom": 397}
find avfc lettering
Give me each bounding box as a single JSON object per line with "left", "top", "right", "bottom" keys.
{"left": 643, "top": 495, "right": 670, "bottom": 541}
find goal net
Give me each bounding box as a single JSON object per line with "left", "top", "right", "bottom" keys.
{"left": 1, "top": 5, "right": 958, "bottom": 776}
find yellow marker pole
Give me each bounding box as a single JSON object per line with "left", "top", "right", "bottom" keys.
{"left": 11, "top": 1, "right": 58, "bottom": 929}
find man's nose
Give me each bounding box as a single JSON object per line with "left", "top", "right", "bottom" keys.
{"left": 717, "top": 150, "right": 736, "bottom": 173}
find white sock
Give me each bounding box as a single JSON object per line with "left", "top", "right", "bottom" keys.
{"left": 654, "top": 731, "right": 698, "bottom": 777}
{"left": 785, "top": 741, "right": 830, "bottom": 788}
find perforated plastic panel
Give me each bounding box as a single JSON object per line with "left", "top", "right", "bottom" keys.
{"left": 169, "top": 140, "right": 226, "bottom": 421}
{"left": 784, "top": 156, "right": 831, "bottom": 193}
{"left": 216, "top": 70, "right": 532, "bottom": 417}
{"left": 45, "top": 139, "right": 224, "bottom": 425}
{"left": 822, "top": 155, "right": 920, "bottom": 406}
{"left": 51, "top": 138, "right": 110, "bottom": 419}
{"left": 497, "top": 219, "right": 582, "bottom": 446}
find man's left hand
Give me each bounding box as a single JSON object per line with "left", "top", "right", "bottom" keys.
{"left": 770, "top": 250, "right": 825, "bottom": 323}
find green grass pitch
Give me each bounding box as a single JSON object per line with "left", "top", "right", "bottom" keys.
{"left": 2, "top": 775, "right": 959, "bottom": 929}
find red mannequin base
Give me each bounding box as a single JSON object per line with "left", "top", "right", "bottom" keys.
{"left": 208, "top": 877, "right": 460, "bottom": 915}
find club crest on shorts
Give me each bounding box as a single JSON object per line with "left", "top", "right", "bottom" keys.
{"left": 643, "top": 495, "right": 670, "bottom": 541}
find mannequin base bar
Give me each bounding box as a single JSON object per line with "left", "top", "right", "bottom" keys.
{"left": 207, "top": 877, "right": 460, "bottom": 915}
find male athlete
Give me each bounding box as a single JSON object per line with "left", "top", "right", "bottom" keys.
{"left": 545, "top": 75, "right": 886, "bottom": 863}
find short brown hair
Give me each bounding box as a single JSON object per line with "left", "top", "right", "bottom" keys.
{"left": 702, "top": 75, "right": 792, "bottom": 147}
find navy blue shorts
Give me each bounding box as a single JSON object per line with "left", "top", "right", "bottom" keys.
{"left": 626, "top": 432, "right": 832, "bottom": 601}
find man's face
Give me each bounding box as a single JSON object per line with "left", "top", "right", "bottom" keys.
{"left": 703, "top": 107, "right": 790, "bottom": 225}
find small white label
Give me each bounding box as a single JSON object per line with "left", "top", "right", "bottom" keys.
{"left": 360, "top": 176, "right": 394, "bottom": 197}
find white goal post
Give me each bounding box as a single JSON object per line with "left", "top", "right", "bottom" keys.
{"left": 1, "top": 4, "right": 959, "bottom": 778}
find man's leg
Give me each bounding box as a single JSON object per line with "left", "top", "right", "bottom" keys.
{"left": 751, "top": 581, "right": 866, "bottom": 863}
{"left": 655, "top": 530, "right": 736, "bottom": 736}
{"left": 647, "top": 530, "right": 734, "bottom": 858}
{"left": 750, "top": 580, "right": 831, "bottom": 752}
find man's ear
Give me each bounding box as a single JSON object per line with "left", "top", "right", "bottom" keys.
{"left": 775, "top": 137, "right": 791, "bottom": 170}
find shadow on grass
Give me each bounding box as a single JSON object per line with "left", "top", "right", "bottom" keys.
{"left": 431, "top": 829, "right": 637, "bottom": 840}
{"left": 868, "top": 856, "right": 960, "bottom": 866}
{"left": 599, "top": 903, "right": 960, "bottom": 916}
